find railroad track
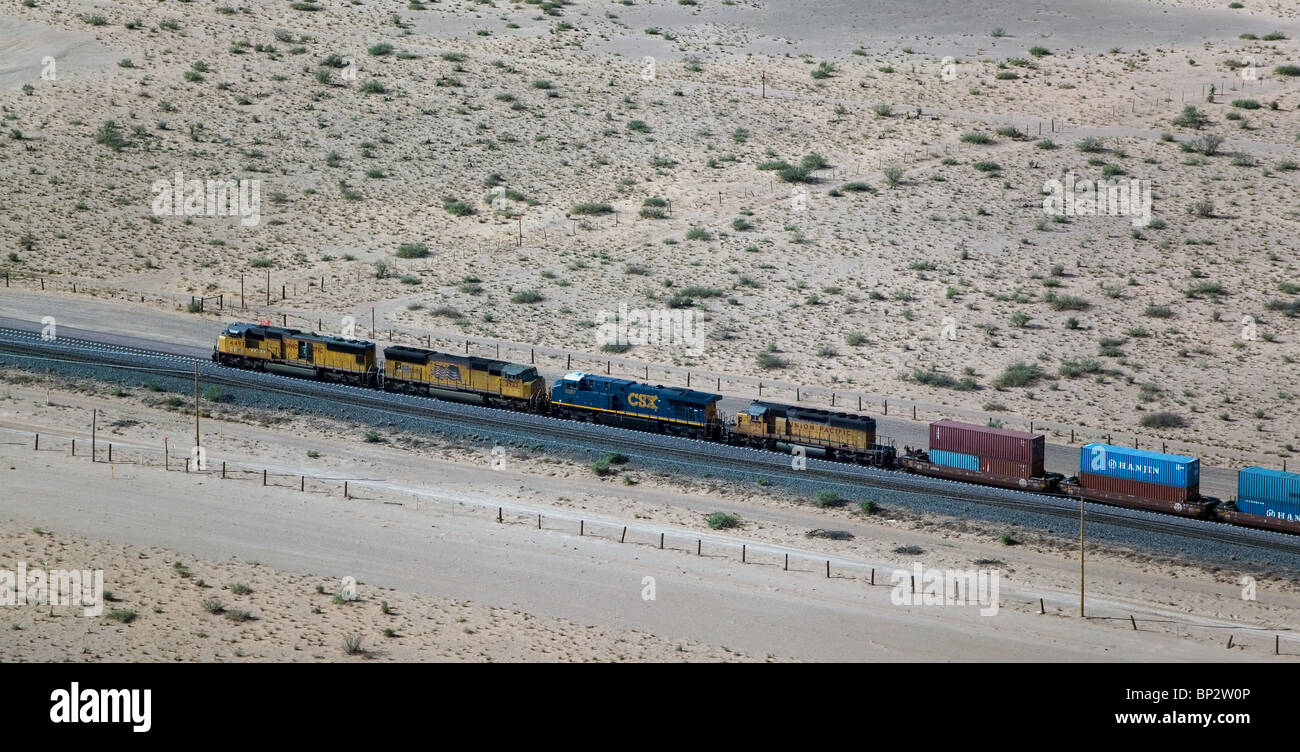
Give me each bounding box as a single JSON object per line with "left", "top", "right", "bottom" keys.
{"left": 2, "top": 326, "right": 1298, "bottom": 556}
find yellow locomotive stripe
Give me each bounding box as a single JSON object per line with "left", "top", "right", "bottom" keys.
{"left": 551, "top": 401, "right": 707, "bottom": 427}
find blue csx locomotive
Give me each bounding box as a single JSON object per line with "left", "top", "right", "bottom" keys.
{"left": 549, "top": 371, "right": 723, "bottom": 439}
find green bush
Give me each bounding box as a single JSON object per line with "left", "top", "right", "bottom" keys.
{"left": 706, "top": 512, "right": 739, "bottom": 530}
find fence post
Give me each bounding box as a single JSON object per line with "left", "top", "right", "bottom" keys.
{"left": 222, "top": 461, "right": 226, "bottom": 479}
{"left": 826, "top": 561, "right": 830, "bottom": 578}
{"left": 742, "top": 544, "right": 746, "bottom": 563}
{"left": 262, "top": 469, "right": 267, "bottom": 486}
{"left": 498, "top": 507, "right": 503, "bottom": 523}
{"left": 620, "top": 526, "right": 626, "bottom": 543}
{"left": 580, "top": 520, "right": 584, "bottom": 536}
{"left": 34, "top": 433, "right": 38, "bottom": 450}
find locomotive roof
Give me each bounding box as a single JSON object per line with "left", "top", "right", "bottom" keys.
{"left": 556, "top": 371, "right": 720, "bottom": 404}
{"left": 224, "top": 322, "right": 373, "bottom": 352}
{"left": 746, "top": 400, "right": 876, "bottom": 429}
{"left": 383, "top": 345, "right": 533, "bottom": 375}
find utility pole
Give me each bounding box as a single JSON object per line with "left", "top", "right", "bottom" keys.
{"left": 194, "top": 362, "right": 200, "bottom": 459}
{"left": 1079, "top": 496, "right": 1085, "bottom": 617}
{"left": 91, "top": 409, "right": 96, "bottom": 462}
{"left": 265, "top": 269, "right": 270, "bottom": 306}
{"left": 240, "top": 274, "right": 245, "bottom": 309}
{"left": 761, "top": 69, "right": 766, "bottom": 99}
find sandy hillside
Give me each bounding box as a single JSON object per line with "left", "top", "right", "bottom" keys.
{"left": 0, "top": 2, "right": 1298, "bottom": 520}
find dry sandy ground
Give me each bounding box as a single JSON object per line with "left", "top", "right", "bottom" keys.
{"left": 0, "top": 0, "right": 1298, "bottom": 469}
{"left": 0, "top": 522, "right": 762, "bottom": 662}
{"left": 0, "top": 372, "right": 1298, "bottom": 661}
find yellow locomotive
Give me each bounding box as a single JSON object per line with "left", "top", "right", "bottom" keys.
{"left": 731, "top": 400, "right": 891, "bottom": 465}
{"left": 212, "top": 322, "right": 378, "bottom": 385}
{"left": 382, "top": 345, "right": 548, "bottom": 410}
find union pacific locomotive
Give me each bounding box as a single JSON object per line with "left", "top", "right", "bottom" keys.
{"left": 212, "top": 322, "right": 1299, "bottom": 536}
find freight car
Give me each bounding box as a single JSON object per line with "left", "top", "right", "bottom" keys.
{"left": 1059, "top": 444, "right": 1209, "bottom": 518}
{"left": 549, "top": 371, "right": 723, "bottom": 439}
{"left": 382, "top": 345, "right": 548, "bottom": 410}
{"left": 729, "top": 400, "right": 895, "bottom": 466}
{"left": 212, "top": 322, "right": 377, "bottom": 386}
{"left": 898, "top": 420, "right": 1059, "bottom": 491}
{"left": 1214, "top": 467, "right": 1300, "bottom": 534}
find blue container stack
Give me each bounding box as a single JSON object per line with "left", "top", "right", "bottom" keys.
{"left": 1079, "top": 444, "right": 1199, "bottom": 488}
{"left": 1236, "top": 467, "right": 1300, "bottom": 521}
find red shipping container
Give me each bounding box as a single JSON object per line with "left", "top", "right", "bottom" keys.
{"left": 980, "top": 457, "right": 1035, "bottom": 480}
{"left": 1078, "top": 472, "right": 1198, "bottom": 504}
{"left": 930, "top": 420, "right": 1044, "bottom": 473}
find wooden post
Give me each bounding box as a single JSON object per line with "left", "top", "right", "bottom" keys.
{"left": 1130, "top": 615, "right": 1137, "bottom": 630}
{"left": 697, "top": 539, "right": 701, "bottom": 556}
{"left": 33, "top": 433, "right": 37, "bottom": 450}
{"left": 240, "top": 275, "right": 245, "bottom": 308}
{"left": 620, "top": 526, "right": 626, "bottom": 543}
{"left": 91, "top": 409, "right": 96, "bottom": 462}
{"left": 566, "top": 354, "right": 571, "bottom": 369}
{"left": 1070, "top": 429, "right": 1074, "bottom": 443}
{"left": 659, "top": 533, "right": 664, "bottom": 549}
{"left": 344, "top": 481, "right": 348, "bottom": 499}
{"left": 538, "top": 514, "right": 542, "bottom": 529}
{"left": 912, "top": 405, "right": 916, "bottom": 420}
{"left": 301, "top": 475, "right": 305, "bottom": 492}
{"left": 164, "top": 437, "right": 168, "bottom": 469}
{"left": 222, "top": 461, "right": 226, "bottom": 479}
{"left": 871, "top": 568, "right": 875, "bottom": 585}
{"left": 185, "top": 458, "right": 189, "bottom": 473}
{"left": 498, "top": 507, "right": 502, "bottom": 523}
{"left": 72, "top": 438, "right": 75, "bottom": 457}
{"left": 108, "top": 444, "right": 112, "bottom": 462}
{"left": 1227, "top": 635, "right": 1234, "bottom": 649}
{"left": 884, "top": 399, "right": 888, "bottom": 415}
{"left": 263, "top": 469, "right": 267, "bottom": 486}
{"left": 784, "top": 553, "right": 788, "bottom": 571}
{"left": 1079, "top": 496, "right": 1085, "bottom": 617}
{"left": 826, "top": 561, "right": 831, "bottom": 578}
{"left": 1277, "top": 635, "right": 1280, "bottom": 655}
{"left": 742, "top": 544, "right": 746, "bottom": 563}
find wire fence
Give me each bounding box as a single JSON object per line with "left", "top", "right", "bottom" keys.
{"left": 0, "top": 424, "right": 1292, "bottom": 655}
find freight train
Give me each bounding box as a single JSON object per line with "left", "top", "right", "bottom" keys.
{"left": 212, "top": 322, "right": 1300, "bottom": 536}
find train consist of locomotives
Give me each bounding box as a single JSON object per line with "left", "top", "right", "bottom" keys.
{"left": 213, "top": 322, "right": 1300, "bottom": 535}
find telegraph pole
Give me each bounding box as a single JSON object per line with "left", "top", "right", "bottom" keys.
{"left": 1079, "top": 496, "right": 1085, "bottom": 617}
{"left": 194, "top": 362, "right": 200, "bottom": 459}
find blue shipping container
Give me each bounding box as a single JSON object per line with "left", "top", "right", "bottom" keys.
{"left": 1238, "top": 467, "right": 1300, "bottom": 507}
{"left": 1079, "top": 444, "right": 1199, "bottom": 489}
{"left": 929, "top": 449, "right": 980, "bottom": 471}
{"left": 1234, "top": 499, "right": 1300, "bottom": 522}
